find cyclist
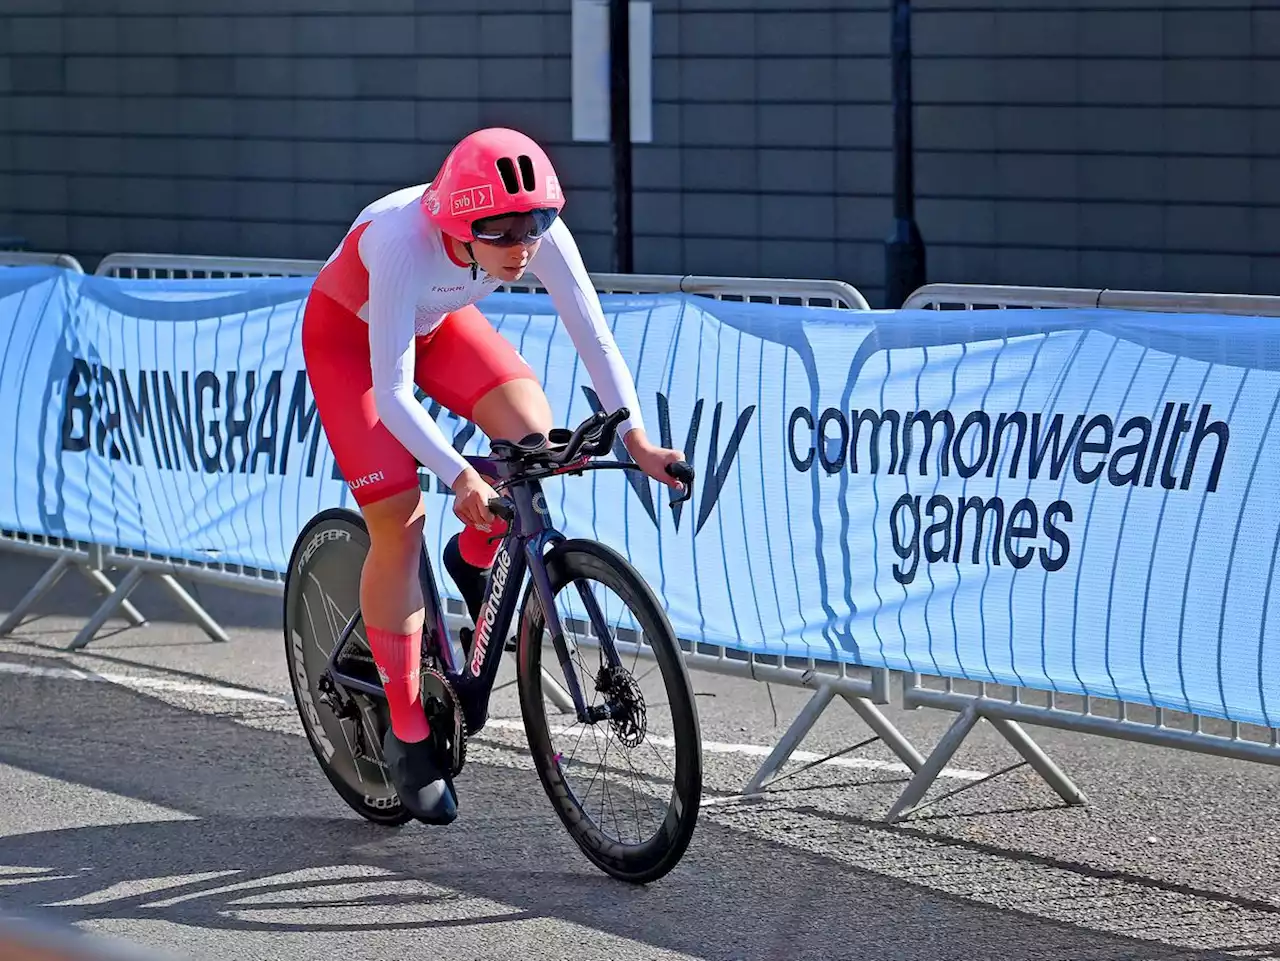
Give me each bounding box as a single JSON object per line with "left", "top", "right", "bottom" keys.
{"left": 301, "top": 127, "right": 686, "bottom": 826}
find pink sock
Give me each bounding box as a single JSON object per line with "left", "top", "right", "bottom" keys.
{"left": 366, "top": 626, "right": 431, "bottom": 743}
{"left": 459, "top": 516, "right": 509, "bottom": 568}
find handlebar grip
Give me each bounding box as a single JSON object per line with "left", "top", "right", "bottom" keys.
{"left": 666, "top": 461, "right": 694, "bottom": 484}
{"left": 666, "top": 460, "right": 695, "bottom": 506}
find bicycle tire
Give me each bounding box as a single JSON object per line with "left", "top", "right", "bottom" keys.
{"left": 515, "top": 539, "right": 702, "bottom": 884}
{"left": 282, "top": 508, "right": 412, "bottom": 827}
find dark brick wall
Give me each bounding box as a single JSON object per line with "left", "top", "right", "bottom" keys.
{"left": 1, "top": 0, "right": 1275, "bottom": 306}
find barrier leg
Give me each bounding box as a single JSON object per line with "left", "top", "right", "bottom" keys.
{"left": 79, "top": 565, "right": 147, "bottom": 627}
{"left": 886, "top": 703, "right": 980, "bottom": 823}
{"left": 0, "top": 556, "right": 74, "bottom": 636}
{"left": 988, "top": 716, "right": 1087, "bottom": 806}
{"left": 68, "top": 567, "right": 145, "bottom": 651}
{"left": 843, "top": 694, "right": 925, "bottom": 772}
{"left": 540, "top": 667, "right": 575, "bottom": 714}
{"left": 156, "top": 574, "right": 229, "bottom": 643}
{"left": 744, "top": 684, "right": 837, "bottom": 793}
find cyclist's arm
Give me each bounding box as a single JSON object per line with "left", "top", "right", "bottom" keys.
{"left": 365, "top": 228, "right": 473, "bottom": 486}
{"left": 530, "top": 219, "right": 646, "bottom": 439}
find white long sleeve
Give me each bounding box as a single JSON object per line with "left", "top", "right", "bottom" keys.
{"left": 363, "top": 222, "right": 473, "bottom": 485}
{"left": 318, "top": 186, "right": 648, "bottom": 485}
{"left": 531, "top": 219, "right": 646, "bottom": 438}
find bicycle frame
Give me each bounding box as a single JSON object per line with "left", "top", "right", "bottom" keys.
{"left": 321, "top": 449, "right": 652, "bottom": 736}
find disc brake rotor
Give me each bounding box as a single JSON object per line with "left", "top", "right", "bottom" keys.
{"left": 598, "top": 665, "right": 647, "bottom": 749}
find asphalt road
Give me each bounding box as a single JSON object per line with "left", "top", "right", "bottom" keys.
{"left": 1, "top": 551, "right": 1278, "bottom": 961}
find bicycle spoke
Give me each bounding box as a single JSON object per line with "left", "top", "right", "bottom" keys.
{"left": 635, "top": 661, "right": 661, "bottom": 685}
{"left": 581, "top": 723, "right": 607, "bottom": 811}
{"left": 563, "top": 717, "right": 592, "bottom": 768}
{"left": 618, "top": 743, "right": 650, "bottom": 840}
{"left": 559, "top": 597, "right": 601, "bottom": 688}
{"left": 600, "top": 735, "right": 623, "bottom": 843}
{"left": 646, "top": 737, "right": 675, "bottom": 779}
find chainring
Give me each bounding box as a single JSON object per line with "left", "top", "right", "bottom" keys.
{"left": 420, "top": 665, "right": 467, "bottom": 777}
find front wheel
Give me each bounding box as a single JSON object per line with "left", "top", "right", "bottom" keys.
{"left": 516, "top": 539, "right": 702, "bottom": 884}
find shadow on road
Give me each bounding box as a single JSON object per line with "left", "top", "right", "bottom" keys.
{"left": 0, "top": 649, "right": 1243, "bottom": 961}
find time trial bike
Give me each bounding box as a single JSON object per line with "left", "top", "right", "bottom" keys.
{"left": 282, "top": 407, "right": 703, "bottom": 884}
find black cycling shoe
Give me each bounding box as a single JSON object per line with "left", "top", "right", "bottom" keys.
{"left": 443, "top": 532, "right": 489, "bottom": 627}
{"left": 381, "top": 728, "right": 458, "bottom": 826}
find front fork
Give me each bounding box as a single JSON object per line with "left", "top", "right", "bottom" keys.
{"left": 524, "top": 532, "right": 624, "bottom": 724}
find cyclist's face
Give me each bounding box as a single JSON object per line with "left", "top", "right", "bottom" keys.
{"left": 472, "top": 235, "right": 542, "bottom": 282}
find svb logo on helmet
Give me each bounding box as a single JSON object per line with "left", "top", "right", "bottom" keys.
{"left": 450, "top": 185, "right": 495, "bottom": 216}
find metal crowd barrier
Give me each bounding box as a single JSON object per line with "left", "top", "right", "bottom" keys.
{"left": 0, "top": 252, "right": 144, "bottom": 649}
{"left": 860, "top": 281, "right": 1280, "bottom": 821}
{"left": 903, "top": 282, "right": 1280, "bottom": 316}
{"left": 0, "top": 250, "right": 85, "bottom": 272}
{"left": 14, "top": 260, "right": 1275, "bottom": 822}
{"left": 94, "top": 253, "right": 872, "bottom": 310}
{"left": 889, "top": 674, "right": 1280, "bottom": 822}
{"left": 498, "top": 271, "right": 872, "bottom": 310}
{"left": 2, "top": 252, "right": 907, "bottom": 800}
{"left": 96, "top": 252, "right": 323, "bottom": 279}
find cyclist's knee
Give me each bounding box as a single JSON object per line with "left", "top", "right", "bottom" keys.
{"left": 362, "top": 487, "right": 425, "bottom": 564}
{"left": 471, "top": 378, "right": 553, "bottom": 442}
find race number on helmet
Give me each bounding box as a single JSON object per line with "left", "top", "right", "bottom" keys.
{"left": 421, "top": 128, "right": 566, "bottom": 244}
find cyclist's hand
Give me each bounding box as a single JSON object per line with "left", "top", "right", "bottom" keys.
{"left": 451, "top": 468, "right": 500, "bottom": 531}
{"left": 624, "top": 431, "right": 686, "bottom": 492}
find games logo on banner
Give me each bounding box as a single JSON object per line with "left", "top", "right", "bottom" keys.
{"left": 786, "top": 400, "right": 1230, "bottom": 584}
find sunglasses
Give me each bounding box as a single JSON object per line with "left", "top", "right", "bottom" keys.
{"left": 471, "top": 208, "right": 559, "bottom": 247}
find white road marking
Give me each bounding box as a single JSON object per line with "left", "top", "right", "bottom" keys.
{"left": 0, "top": 660, "right": 988, "bottom": 782}
{"left": 479, "top": 717, "right": 988, "bottom": 781}
{"left": 0, "top": 660, "right": 290, "bottom": 704}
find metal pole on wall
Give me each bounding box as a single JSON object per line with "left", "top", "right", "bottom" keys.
{"left": 885, "top": 0, "right": 926, "bottom": 308}
{"left": 609, "top": 0, "right": 634, "bottom": 273}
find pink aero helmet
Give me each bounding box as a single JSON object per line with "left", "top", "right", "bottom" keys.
{"left": 421, "top": 128, "right": 565, "bottom": 245}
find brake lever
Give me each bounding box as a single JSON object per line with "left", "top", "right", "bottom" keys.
{"left": 487, "top": 496, "right": 516, "bottom": 523}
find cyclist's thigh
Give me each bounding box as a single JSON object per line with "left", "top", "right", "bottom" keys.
{"left": 414, "top": 304, "right": 539, "bottom": 423}
{"left": 302, "top": 290, "right": 420, "bottom": 507}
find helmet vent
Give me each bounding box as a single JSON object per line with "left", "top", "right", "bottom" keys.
{"left": 496, "top": 154, "right": 538, "bottom": 193}
{"left": 517, "top": 154, "right": 536, "bottom": 191}
{"left": 496, "top": 156, "right": 521, "bottom": 195}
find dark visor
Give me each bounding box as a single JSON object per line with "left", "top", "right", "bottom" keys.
{"left": 471, "top": 208, "right": 559, "bottom": 247}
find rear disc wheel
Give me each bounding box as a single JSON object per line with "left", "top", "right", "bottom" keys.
{"left": 283, "top": 508, "right": 411, "bottom": 826}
